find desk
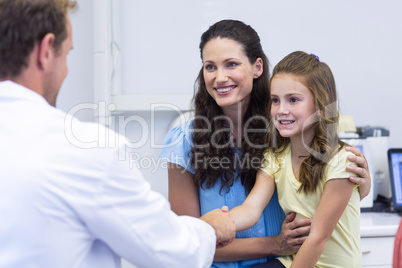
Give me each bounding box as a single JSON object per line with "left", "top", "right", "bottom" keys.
{"left": 361, "top": 212, "right": 401, "bottom": 267}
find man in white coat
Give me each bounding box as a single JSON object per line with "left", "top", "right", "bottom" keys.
{"left": 0, "top": 0, "right": 235, "bottom": 267}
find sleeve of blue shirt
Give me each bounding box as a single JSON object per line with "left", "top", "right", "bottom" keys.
{"left": 159, "top": 121, "right": 195, "bottom": 174}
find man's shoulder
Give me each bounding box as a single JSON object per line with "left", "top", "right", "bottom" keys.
{"left": 63, "top": 114, "right": 125, "bottom": 151}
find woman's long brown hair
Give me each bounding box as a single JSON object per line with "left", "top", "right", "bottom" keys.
{"left": 191, "top": 20, "right": 271, "bottom": 194}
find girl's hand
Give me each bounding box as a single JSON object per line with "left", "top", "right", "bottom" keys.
{"left": 345, "top": 146, "right": 372, "bottom": 200}
{"left": 274, "top": 212, "right": 311, "bottom": 256}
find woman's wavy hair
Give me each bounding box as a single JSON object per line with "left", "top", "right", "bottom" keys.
{"left": 191, "top": 19, "right": 271, "bottom": 193}
{"left": 0, "top": 0, "right": 77, "bottom": 78}
{"left": 267, "top": 51, "right": 345, "bottom": 194}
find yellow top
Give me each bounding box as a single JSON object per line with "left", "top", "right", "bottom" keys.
{"left": 261, "top": 145, "right": 361, "bottom": 268}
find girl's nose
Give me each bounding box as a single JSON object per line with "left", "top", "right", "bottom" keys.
{"left": 277, "top": 103, "right": 289, "bottom": 115}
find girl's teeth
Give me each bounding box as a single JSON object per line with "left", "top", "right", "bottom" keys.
{"left": 280, "top": 121, "right": 294, "bottom": 125}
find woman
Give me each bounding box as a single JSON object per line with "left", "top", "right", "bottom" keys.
{"left": 160, "top": 20, "right": 370, "bottom": 268}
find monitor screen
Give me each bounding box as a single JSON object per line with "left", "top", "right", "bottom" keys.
{"left": 355, "top": 145, "right": 363, "bottom": 154}
{"left": 388, "top": 149, "right": 402, "bottom": 209}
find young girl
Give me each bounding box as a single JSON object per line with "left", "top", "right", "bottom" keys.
{"left": 229, "top": 51, "right": 361, "bottom": 267}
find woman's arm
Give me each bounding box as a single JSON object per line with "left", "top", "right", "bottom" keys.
{"left": 290, "top": 178, "right": 355, "bottom": 268}
{"left": 168, "top": 163, "right": 200, "bottom": 217}
{"left": 346, "top": 146, "right": 371, "bottom": 200}
{"left": 168, "top": 163, "right": 235, "bottom": 247}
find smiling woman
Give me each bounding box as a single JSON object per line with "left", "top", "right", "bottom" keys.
{"left": 161, "top": 20, "right": 286, "bottom": 268}
{"left": 191, "top": 20, "right": 272, "bottom": 194}
{"left": 202, "top": 38, "right": 263, "bottom": 112}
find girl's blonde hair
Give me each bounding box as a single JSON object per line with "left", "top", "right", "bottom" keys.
{"left": 267, "top": 51, "right": 344, "bottom": 194}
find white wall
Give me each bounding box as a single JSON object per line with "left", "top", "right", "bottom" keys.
{"left": 58, "top": 1, "right": 402, "bottom": 267}
{"left": 58, "top": 0, "right": 94, "bottom": 122}
{"left": 61, "top": 0, "right": 402, "bottom": 195}
{"left": 116, "top": 0, "right": 402, "bottom": 149}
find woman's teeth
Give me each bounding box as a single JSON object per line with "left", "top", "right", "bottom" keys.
{"left": 216, "top": 87, "right": 232, "bottom": 93}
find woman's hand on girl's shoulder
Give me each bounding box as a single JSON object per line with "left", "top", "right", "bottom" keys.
{"left": 345, "top": 146, "right": 372, "bottom": 200}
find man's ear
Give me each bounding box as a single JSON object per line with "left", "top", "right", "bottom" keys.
{"left": 37, "top": 33, "right": 56, "bottom": 71}
{"left": 253, "top": 57, "right": 263, "bottom": 79}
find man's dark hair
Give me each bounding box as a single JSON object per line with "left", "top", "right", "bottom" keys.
{"left": 0, "top": 0, "right": 77, "bottom": 78}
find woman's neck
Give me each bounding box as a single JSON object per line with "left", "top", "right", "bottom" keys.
{"left": 221, "top": 102, "right": 248, "bottom": 147}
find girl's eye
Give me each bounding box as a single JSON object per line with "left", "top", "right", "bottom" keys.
{"left": 271, "top": 98, "right": 279, "bottom": 104}
{"left": 290, "top": 97, "right": 299, "bottom": 103}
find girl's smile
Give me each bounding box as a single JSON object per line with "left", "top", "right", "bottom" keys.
{"left": 270, "top": 74, "right": 317, "bottom": 143}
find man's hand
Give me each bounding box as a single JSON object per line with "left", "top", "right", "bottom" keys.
{"left": 200, "top": 206, "right": 236, "bottom": 248}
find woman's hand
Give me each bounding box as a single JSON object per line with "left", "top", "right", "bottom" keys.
{"left": 273, "top": 212, "right": 311, "bottom": 256}
{"left": 345, "top": 146, "right": 372, "bottom": 200}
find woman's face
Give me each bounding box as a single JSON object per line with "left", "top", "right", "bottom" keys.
{"left": 202, "top": 38, "right": 262, "bottom": 112}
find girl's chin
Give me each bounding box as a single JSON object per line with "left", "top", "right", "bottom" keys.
{"left": 277, "top": 129, "right": 294, "bottom": 138}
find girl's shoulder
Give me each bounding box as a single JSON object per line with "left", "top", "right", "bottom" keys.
{"left": 329, "top": 146, "right": 356, "bottom": 166}
{"left": 263, "top": 144, "right": 290, "bottom": 161}
{"left": 261, "top": 145, "right": 290, "bottom": 175}
{"left": 324, "top": 146, "right": 356, "bottom": 181}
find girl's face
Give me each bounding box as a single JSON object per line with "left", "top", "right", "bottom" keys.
{"left": 202, "top": 38, "right": 262, "bottom": 112}
{"left": 270, "top": 74, "right": 317, "bottom": 143}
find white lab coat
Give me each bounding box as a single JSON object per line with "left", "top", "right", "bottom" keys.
{"left": 0, "top": 81, "right": 216, "bottom": 268}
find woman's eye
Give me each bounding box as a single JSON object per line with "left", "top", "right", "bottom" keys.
{"left": 227, "top": 62, "right": 238, "bottom": 68}
{"left": 204, "top": 64, "right": 216, "bottom": 71}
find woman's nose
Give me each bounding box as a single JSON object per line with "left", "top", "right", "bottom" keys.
{"left": 216, "top": 68, "right": 228, "bottom": 83}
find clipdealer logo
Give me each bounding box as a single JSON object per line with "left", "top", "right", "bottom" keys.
{"left": 63, "top": 101, "right": 342, "bottom": 170}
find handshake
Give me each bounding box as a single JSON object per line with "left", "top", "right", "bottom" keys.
{"left": 200, "top": 206, "right": 236, "bottom": 248}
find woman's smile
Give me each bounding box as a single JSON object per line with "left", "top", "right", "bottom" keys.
{"left": 215, "top": 85, "right": 237, "bottom": 95}
{"left": 202, "top": 37, "right": 262, "bottom": 110}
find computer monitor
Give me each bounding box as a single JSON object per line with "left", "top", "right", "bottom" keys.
{"left": 388, "top": 148, "right": 402, "bottom": 212}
